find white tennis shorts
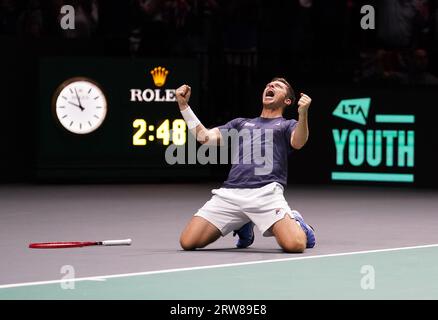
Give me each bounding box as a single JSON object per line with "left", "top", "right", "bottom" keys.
{"left": 195, "top": 182, "right": 302, "bottom": 237}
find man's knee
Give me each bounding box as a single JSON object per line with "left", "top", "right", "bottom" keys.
{"left": 271, "top": 215, "right": 307, "bottom": 253}
{"left": 179, "top": 234, "right": 198, "bottom": 251}
{"left": 179, "top": 216, "right": 221, "bottom": 250}
{"left": 279, "top": 237, "right": 306, "bottom": 253}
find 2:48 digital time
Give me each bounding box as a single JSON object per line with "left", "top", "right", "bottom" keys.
{"left": 133, "top": 119, "right": 187, "bottom": 146}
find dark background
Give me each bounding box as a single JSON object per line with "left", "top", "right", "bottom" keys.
{"left": 1, "top": 0, "right": 438, "bottom": 187}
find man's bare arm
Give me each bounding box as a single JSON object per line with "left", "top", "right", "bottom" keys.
{"left": 176, "top": 84, "right": 222, "bottom": 145}
{"left": 291, "top": 93, "right": 311, "bottom": 150}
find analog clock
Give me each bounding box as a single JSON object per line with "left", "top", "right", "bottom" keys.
{"left": 52, "top": 77, "right": 108, "bottom": 134}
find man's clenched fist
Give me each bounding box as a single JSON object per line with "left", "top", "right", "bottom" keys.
{"left": 176, "top": 84, "right": 191, "bottom": 110}
{"left": 297, "top": 93, "right": 312, "bottom": 114}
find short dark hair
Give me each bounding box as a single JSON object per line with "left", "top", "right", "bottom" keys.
{"left": 271, "top": 77, "right": 296, "bottom": 106}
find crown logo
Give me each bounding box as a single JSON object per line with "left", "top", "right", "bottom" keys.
{"left": 150, "top": 66, "right": 169, "bottom": 87}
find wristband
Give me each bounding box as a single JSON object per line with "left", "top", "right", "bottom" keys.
{"left": 180, "top": 106, "right": 201, "bottom": 130}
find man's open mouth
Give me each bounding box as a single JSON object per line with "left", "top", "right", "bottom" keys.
{"left": 265, "top": 90, "right": 275, "bottom": 98}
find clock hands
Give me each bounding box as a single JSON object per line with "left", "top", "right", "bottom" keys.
{"left": 74, "top": 88, "right": 85, "bottom": 111}
{"left": 68, "top": 101, "right": 81, "bottom": 108}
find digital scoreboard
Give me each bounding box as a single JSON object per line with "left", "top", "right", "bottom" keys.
{"left": 37, "top": 58, "right": 205, "bottom": 180}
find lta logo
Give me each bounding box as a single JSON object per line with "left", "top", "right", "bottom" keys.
{"left": 332, "top": 98, "right": 415, "bottom": 183}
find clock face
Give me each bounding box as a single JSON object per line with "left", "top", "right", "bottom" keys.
{"left": 53, "top": 78, "right": 107, "bottom": 134}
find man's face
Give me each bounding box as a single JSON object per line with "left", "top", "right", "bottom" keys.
{"left": 262, "top": 81, "right": 291, "bottom": 109}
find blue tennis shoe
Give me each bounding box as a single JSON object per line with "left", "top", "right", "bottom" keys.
{"left": 233, "top": 222, "right": 255, "bottom": 248}
{"left": 292, "top": 213, "right": 316, "bottom": 248}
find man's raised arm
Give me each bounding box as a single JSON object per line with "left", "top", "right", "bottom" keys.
{"left": 176, "top": 84, "right": 222, "bottom": 145}
{"left": 291, "top": 93, "right": 311, "bottom": 150}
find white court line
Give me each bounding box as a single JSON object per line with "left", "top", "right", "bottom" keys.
{"left": 1, "top": 243, "right": 438, "bottom": 290}
{"left": 87, "top": 278, "right": 107, "bottom": 282}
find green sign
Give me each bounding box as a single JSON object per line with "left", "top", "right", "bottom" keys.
{"left": 331, "top": 98, "right": 415, "bottom": 183}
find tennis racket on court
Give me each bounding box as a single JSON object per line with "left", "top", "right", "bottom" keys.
{"left": 29, "top": 238, "right": 132, "bottom": 249}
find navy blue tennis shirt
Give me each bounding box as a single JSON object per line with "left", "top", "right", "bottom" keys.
{"left": 217, "top": 117, "right": 298, "bottom": 189}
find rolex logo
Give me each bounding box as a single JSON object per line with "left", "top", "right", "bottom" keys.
{"left": 150, "top": 66, "right": 169, "bottom": 87}
{"left": 130, "top": 66, "right": 175, "bottom": 102}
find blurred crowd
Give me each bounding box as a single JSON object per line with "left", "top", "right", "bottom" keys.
{"left": 1, "top": 0, "right": 437, "bottom": 85}
{"left": 356, "top": 0, "right": 438, "bottom": 85}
